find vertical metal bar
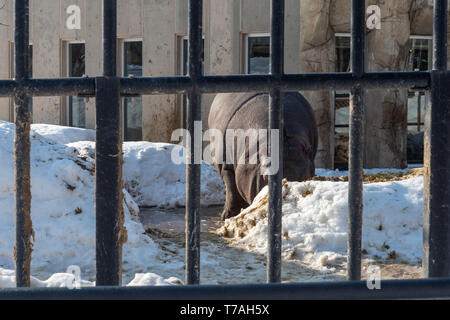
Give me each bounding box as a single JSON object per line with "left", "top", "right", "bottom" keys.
{"left": 103, "top": 0, "right": 117, "bottom": 78}
{"left": 95, "top": 0, "right": 123, "bottom": 286}
{"left": 14, "top": 0, "right": 32, "bottom": 288}
{"left": 347, "top": 0, "right": 365, "bottom": 281}
{"left": 185, "top": 0, "right": 202, "bottom": 285}
{"left": 423, "top": 0, "right": 450, "bottom": 278}
{"left": 417, "top": 93, "right": 421, "bottom": 132}
{"left": 267, "top": 0, "right": 284, "bottom": 284}
{"left": 433, "top": 0, "right": 448, "bottom": 71}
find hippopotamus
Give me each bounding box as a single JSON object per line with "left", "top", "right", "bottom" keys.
{"left": 208, "top": 92, "right": 318, "bottom": 220}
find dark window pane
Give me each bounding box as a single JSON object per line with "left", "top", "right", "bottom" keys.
{"left": 248, "top": 36, "right": 270, "bottom": 74}
{"left": 29, "top": 45, "right": 33, "bottom": 119}
{"left": 409, "top": 38, "right": 432, "bottom": 71}
{"left": 68, "top": 43, "right": 86, "bottom": 128}
{"left": 407, "top": 38, "right": 431, "bottom": 134}
{"left": 124, "top": 41, "right": 143, "bottom": 141}
{"left": 124, "top": 41, "right": 143, "bottom": 77}
{"left": 335, "top": 36, "right": 350, "bottom": 73}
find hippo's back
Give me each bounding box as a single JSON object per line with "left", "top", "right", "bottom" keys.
{"left": 209, "top": 92, "right": 317, "bottom": 134}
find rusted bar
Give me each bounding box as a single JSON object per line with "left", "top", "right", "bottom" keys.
{"left": 347, "top": 85, "right": 364, "bottom": 281}
{"left": 433, "top": 0, "right": 447, "bottom": 71}
{"left": 185, "top": 0, "right": 203, "bottom": 285}
{"left": 267, "top": 0, "right": 285, "bottom": 284}
{"left": 423, "top": 0, "right": 449, "bottom": 277}
{"left": 347, "top": 0, "right": 365, "bottom": 281}
{"left": 95, "top": 0, "right": 123, "bottom": 286}
{"left": 14, "top": 0, "right": 32, "bottom": 288}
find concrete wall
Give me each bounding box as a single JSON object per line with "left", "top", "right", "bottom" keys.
{"left": 0, "top": 0, "right": 444, "bottom": 169}
{"left": 327, "top": 0, "right": 444, "bottom": 169}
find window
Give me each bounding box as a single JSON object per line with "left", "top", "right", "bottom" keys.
{"left": 179, "top": 36, "right": 204, "bottom": 128}
{"left": 123, "top": 40, "right": 143, "bottom": 141}
{"left": 334, "top": 34, "right": 351, "bottom": 135}
{"left": 333, "top": 34, "right": 431, "bottom": 165}
{"left": 407, "top": 36, "right": 432, "bottom": 134}
{"left": 245, "top": 34, "right": 270, "bottom": 74}
{"left": 28, "top": 45, "right": 33, "bottom": 117}
{"left": 67, "top": 42, "right": 86, "bottom": 128}
{"left": 336, "top": 36, "right": 351, "bottom": 73}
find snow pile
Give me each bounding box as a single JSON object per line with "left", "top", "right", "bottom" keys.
{"left": 0, "top": 121, "right": 180, "bottom": 283}
{"left": 122, "top": 142, "right": 225, "bottom": 207}
{"left": 0, "top": 268, "right": 180, "bottom": 288}
{"left": 69, "top": 141, "right": 225, "bottom": 208}
{"left": 31, "top": 124, "right": 95, "bottom": 144}
{"left": 217, "top": 177, "right": 423, "bottom": 271}
{"left": 29, "top": 122, "right": 225, "bottom": 208}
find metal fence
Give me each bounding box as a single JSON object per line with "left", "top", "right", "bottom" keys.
{"left": 0, "top": 0, "right": 449, "bottom": 299}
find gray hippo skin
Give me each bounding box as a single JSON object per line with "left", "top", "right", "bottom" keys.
{"left": 208, "top": 92, "right": 318, "bottom": 220}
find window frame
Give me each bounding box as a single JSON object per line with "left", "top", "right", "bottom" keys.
{"left": 244, "top": 33, "right": 271, "bottom": 75}
{"left": 122, "top": 38, "right": 144, "bottom": 141}
{"left": 66, "top": 40, "right": 86, "bottom": 128}
{"left": 408, "top": 35, "right": 432, "bottom": 134}
{"left": 179, "top": 35, "right": 205, "bottom": 129}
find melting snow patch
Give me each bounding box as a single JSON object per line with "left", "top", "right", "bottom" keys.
{"left": 217, "top": 177, "right": 423, "bottom": 271}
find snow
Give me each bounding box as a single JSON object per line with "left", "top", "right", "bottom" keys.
{"left": 0, "top": 121, "right": 184, "bottom": 287}
{"left": 0, "top": 120, "right": 426, "bottom": 286}
{"left": 30, "top": 123, "right": 96, "bottom": 145}
{"left": 218, "top": 176, "right": 424, "bottom": 273}
{"left": 0, "top": 268, "right": 179, "bottom": 288}
{"left": 68, "top": 141, "right": 225, "bottom": 208}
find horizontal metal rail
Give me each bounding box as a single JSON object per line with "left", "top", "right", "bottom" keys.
{"left": 0, "top": 278, "right": 450, "bottom": 300}
{"left": 0, "top": 72, "right": 431, "bottom": 98}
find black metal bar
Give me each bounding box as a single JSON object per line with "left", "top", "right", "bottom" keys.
{"left": 185, "top": 0, "right": 203, "bottom": 285}
{"left": 121, "top": 72, "right": 430, "bottom": 96}
{"left": 0, "top": 80, "right": 17, "bottom": 97}
{"left": 103, "top": 0, "right": 117, "bottom": 77}
{"left": 14, "top": 0, "right": 32, "bottom": 288}
{"left": 121, "top": 76, "right": 192, "bottom": 95}
{"left": 423, "top": 70, "right": 450, "bottom": 278}
{"left": 417, "top": 92, "right": 422, "bottom": 132}
{"left": 347, "top": 0, "right": 365, "bottom": 281}
{"left": 0, "top": 72, "right": 431, "bottom": 98}
{"left": 267, "top": 0, "right": 284, "bottom": 284}
{"left": 433, "top": 0, "right": 448, "bottom": 71}
{"left": 27, "top": 78, "right": 95, "bottom": 97}
{"left": 95, "top": 0, "right": 123, "bottom": 286}
{"left": 280, "top": 72, "right": 429, "bottom": 92}
{"left": 2, "top": 278, "right": 450, "bottom": 300}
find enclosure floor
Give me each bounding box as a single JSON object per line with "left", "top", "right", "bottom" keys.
{"left": 139, "top": 206, "right": 422, "bottom": 285}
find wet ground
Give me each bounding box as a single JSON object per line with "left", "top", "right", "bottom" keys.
{"left": 140, "top": 206, "right": 223, "bottom": 234}
{"left": 139, "top": 206, "right": 422, "bottom": 284}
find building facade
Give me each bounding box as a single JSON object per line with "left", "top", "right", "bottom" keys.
{"left": 0, "top": 0, "right": 446, "bottom": 169}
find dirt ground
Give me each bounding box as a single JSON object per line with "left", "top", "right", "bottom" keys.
{"left": 140, "top": 192, "right": 423, "bottom": 284}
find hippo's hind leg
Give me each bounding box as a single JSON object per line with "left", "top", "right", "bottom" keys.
{"left": 220, "top": 165, "right": 248, "bottom": 220}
